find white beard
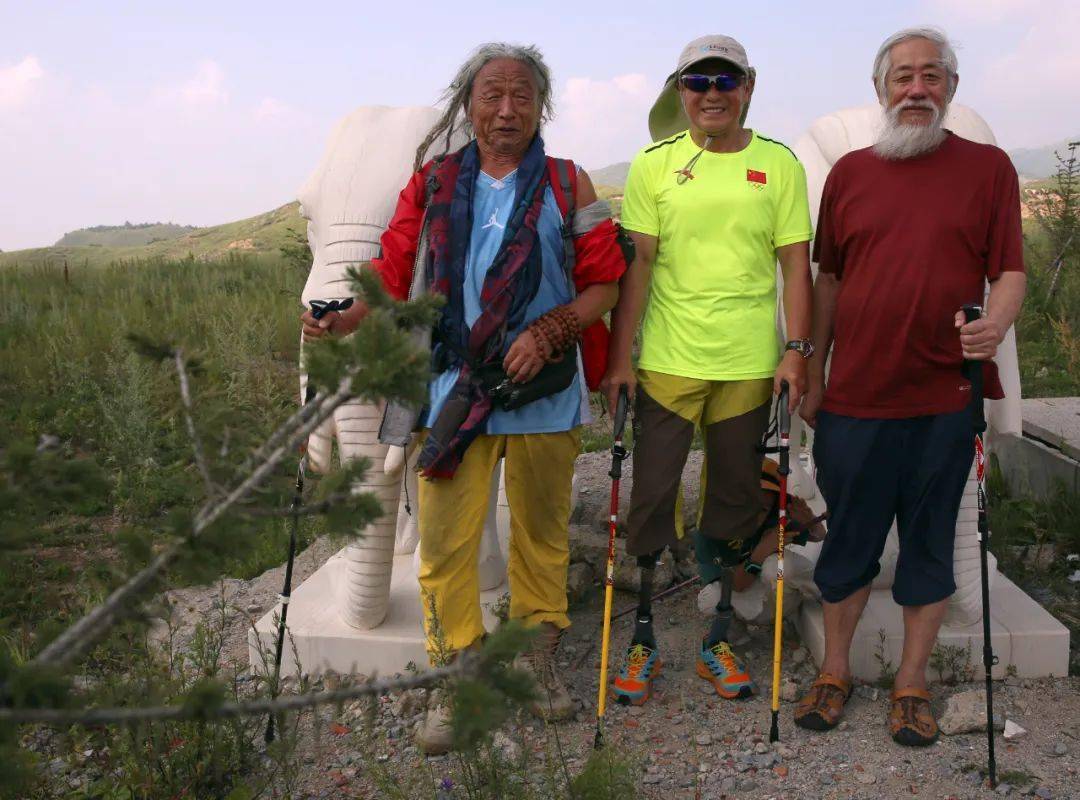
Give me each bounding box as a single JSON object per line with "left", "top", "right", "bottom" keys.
{"left": 873, "top": 100, "right": 948, "bottom": 160}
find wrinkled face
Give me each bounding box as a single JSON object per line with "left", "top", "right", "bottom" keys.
{"left": 882, "top": 37, "right": 952, "bottom": 125}
{"left": 678, "top": 58, "right": 753, "bottom": 135}
{"left": 468, "top": 57, "right": 541, "bottom": 159}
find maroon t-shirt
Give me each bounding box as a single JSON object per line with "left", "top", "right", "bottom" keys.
{"left": 813, "top": 132, "right": 1025, "bottom": 418}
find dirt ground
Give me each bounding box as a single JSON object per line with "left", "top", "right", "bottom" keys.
{"left": 150, "top": 525, "right": 1079, "bottom": 800}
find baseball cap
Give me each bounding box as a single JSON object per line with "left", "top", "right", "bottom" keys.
{"left": 648, "top": 34, "right": 755, "bottom": 141}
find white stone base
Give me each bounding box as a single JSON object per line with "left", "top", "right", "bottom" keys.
{"left": 797, "top": 573, "right": 1070, "bottom": 681}
{"left": 248, "top": 550, "right": 508, "bottom": 678}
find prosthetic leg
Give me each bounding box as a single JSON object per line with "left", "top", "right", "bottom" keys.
{"left": 632, "top": 552, "right": 662, "bottom": 649}
{"left": 611, "top": 550, "right": 664, "bottom": 705}
{"left": 694, "top": 530, "right": 758, "bottom": 699}
{"left": 705, "top": 566, "right": 735, "bottom": 646}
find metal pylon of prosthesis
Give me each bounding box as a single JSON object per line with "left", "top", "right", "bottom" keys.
{"left": 711, "top": 567, "right": 735, "bottom": 641}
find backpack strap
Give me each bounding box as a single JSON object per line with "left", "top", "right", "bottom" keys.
{"left": 546, "top": 157, "right": 578, "bottom": 296}
{"left": 404, "top": 157, "right": 443, "bottom": 302}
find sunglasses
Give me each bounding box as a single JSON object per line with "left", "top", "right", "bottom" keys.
{"left": 679, "top": 73, "right": 745, "bottom": 93}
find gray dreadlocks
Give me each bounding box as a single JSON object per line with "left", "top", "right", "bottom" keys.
{"left": 413, "top": 42, "right": 554, "bottom": 171}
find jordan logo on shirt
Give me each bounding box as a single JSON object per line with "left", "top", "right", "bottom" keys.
{"left": 482, "top": 211, "right": 505, "bottom": 231}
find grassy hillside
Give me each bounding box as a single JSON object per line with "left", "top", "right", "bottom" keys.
{"left": 56, "top": 222, "right": 199, "bottom": 248}
{"left": 1009, "top": 136, "right": 1080, "bottom": 181}
{"left": 0, "top": 253, "right": 311, "bottom": 634}
{"left": 0, "top": 202, "right": 305, "bottom": 270}
{"left": 590, "top": 161, "right": 630, "bottom": 188}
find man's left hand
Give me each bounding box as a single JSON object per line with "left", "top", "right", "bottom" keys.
{"left": 954, "top": 311, "right": 1004, "bottom": 361}
{"left": 503, "top": 330, "right": 551, "bottom": 383}
{"left": 774, "top": 351, "right": 806, "bottom": 413}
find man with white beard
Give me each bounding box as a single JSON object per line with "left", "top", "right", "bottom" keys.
{"left": 795, "top": 27, "right": 1026, "bottom": 746}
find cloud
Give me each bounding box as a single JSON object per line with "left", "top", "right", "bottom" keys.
{"left": 954, "top": 0, "right": 1080, "bottom": 145}
{"left": 255, "top": 96, "right": 292, "bottom": 120}
{"left": 981, "top": 2, "right": 1080, "bottom": 93}
{"left": 545, "top": 73, "right": 654, "bottom": 169}
{"left": 155, "top": 59, "right": 229, "bottom": 108}
{"left": 0, "top": 56, "right": 44, "bottom": 110}
{"left": 0, "top": 55, "right": 325, "bottom": 251}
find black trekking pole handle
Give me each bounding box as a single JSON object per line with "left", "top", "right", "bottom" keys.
{"left": 309, "top": 297, "right": 354, "bottom": 321}
{"left": 778, "top": 380, "right": 791, "bottom": 442}
{"left": 302, "top": 298, "right": 355, "bottom": 403}
{"left": 609, "top": 386, "right": 629, "bottom": 480}
{"left": 613, "top": 386, "right": 629, "bottom": 442}
{"left": 961, "top": 304, "right": 986, "bottom": 432}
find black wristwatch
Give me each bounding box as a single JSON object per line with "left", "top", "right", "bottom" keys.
{"left": 785, "top": 338, "right": 815, "bottom": 359}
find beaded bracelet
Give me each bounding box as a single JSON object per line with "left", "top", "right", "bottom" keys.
{"left": 527, "top": 305, "right": 581, "bottom": 362}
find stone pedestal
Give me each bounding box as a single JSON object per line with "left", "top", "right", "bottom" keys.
{"left": 249, "top": 483, "right": 533, "bottom": 678}
{"left": 797, "top": 573, "right": 1070, "bottom": 681}
{"left": 248, "top": 549, "right": 509, "bottom": 678}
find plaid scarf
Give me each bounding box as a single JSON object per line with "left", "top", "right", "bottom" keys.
{"left": 417, "top": 136, "right": 550, "bottom": 479}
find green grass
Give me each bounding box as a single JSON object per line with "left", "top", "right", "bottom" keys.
{"left": 56, "top": 221, "right": 200, "bottom": 248}
{"left": 0, "top": 253, "right": 313, "bottom": 642}
{"left": 987, "top": 460, "right": 1080, "bottom": 674}
{"left": 1014, "top": 219, "right": 1080, "bottom": 397}
{"left": 0, "top": 202, "right": 305, "bottom": 270}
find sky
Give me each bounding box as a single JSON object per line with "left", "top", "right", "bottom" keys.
{"left": 1, "top": 0, "right": 1078, "bottom": 252}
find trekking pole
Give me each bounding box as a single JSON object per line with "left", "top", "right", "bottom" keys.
{"left": 595, "top": 385, "right": 629, "bottom": 749}
{"left": 768, "top": 381, "right": 790, "bottom": 743}
{"left": 266, "top": 297, "right": 353, "bottom": 744}
{"left": 962, "top": 303, "right": 998, "bottom": 787}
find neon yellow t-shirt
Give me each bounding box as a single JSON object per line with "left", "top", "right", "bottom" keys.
{"left": 620, "top": 130, "right": 812, "bottom": 380}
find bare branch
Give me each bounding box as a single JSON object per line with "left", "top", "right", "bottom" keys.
{"left": 0, "top": 658, "right": 468, "bottom": 727}
{"left": 30, "top": 376, "right": 357, "bottom": 670}
{"left": 174, "top": 347, "right": 216, "bottom": 497}
{"left": 237, "top": 494, "right": 354, "bottom": 518}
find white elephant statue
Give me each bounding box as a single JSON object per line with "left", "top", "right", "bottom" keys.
{"left": 707, "top": 103, "right": 1020, "bottom": 628}
{"left": 297, "top": 106, "right": 507, "bottom": 630}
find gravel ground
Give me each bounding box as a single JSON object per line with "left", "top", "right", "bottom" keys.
{"left": 242, "top": 581, "right": 1078, "bottom": 800}
{"left": 47, "top": 453, "right": 1078, "bottom": 800}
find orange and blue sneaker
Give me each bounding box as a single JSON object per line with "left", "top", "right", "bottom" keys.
{"left": 612, "top": 642, "right": 662, "bottom": 706}
{"left": 696, "top": 639, "right": 756, "bottom": 699}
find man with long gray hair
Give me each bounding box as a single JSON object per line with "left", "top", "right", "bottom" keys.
{"left": 795, "top": 27, "right": 1026, "bottom": 745}
{"left": 302, "top": 42, "right": 626, "bottom": 754}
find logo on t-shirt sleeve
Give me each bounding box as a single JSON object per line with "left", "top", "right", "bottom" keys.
{"left": 747, "top": 169, "right": 767, "bottom": 185}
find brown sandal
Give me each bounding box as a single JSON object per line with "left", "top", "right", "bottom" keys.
{"left": 889, "top": 687, "right": 939, "bottom": 747}
{"left": 794, "top": 672, "right": 852, "bottom": 731}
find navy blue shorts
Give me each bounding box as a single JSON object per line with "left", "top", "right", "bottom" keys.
{"left": 812, "top": 409, "right": 974, "bottom": 606}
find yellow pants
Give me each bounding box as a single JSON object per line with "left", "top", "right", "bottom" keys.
{"left": 417, "top": 429, "right": 581, "bottom": 659}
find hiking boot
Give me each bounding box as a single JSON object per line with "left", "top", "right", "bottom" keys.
{"left": 696, "top": 639, "right": 756, "bottom": 699}
{"left": 612, "top": 642, "right": 662, "bottom": 706}
{"left": 415, "top": 700, "right": 453, "bottom": 755}
{"left": 889, "top": 687, "right": 939, "bottom": 747}
{"left": 794, "top": 672, "right": 852, "bottom": 731}
{"left": 514, "top": 626, "right": 574, "bottom": 721}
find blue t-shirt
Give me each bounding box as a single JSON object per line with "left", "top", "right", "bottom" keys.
{"left": 424, "top": 169, "right": 588, "bottom": 434}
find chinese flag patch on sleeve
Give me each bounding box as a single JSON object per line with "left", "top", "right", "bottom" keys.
{"left": 747, "top": 169, "right": 767, "bottom": 184}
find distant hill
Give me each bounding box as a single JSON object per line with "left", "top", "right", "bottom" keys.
{"left": 56, "top": 222, "right": 199, "bottom": 248}
{"left": 7, "top": 134, "right": 1072, "bottom": 269}
{"left": 0, "top": 203, "right": 305, "bottom": 269}
{"left": 591, "top": 162, "right": 631, "bottom": 188}
{"left": 1009, "top": 137, "right": 1079, "bottom": 181}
